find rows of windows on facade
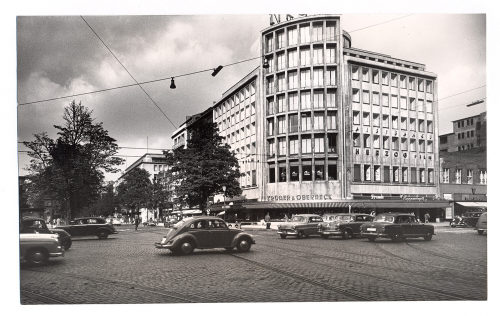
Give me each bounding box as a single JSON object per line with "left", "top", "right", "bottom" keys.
{"left": 350, "top": 64, "right": 435, "bottom": 185}
{"left": 214, "top": 81, "right": 258, "bottom": 188}
{"left": 456, "top": 118, "right": 479, "bottom": 151}
{"left": 441, "top": 169, "right": 487, "bottom": 185}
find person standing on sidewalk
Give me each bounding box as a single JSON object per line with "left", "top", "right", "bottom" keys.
{"left": 134, "top": 215, "right": 140, "bottom": 231}
{"left": 424, "top": 212, "right": 430, "bottom": 223}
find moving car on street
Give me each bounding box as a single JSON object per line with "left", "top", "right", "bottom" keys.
{"left": 56, "top": 217, "right": 117, "bottom": 239}
{"left": 476, "top": 212, "right": 487, "bottom": 235}
{"left": 360, "top": 213, "right": 434, "bottom": 242}
{"left": 155, "top": 216, "right": 255, "bottom": 255}
{"left": 318, "top": 213, "right": 374, "bottom": 239}
{"left": 277, "top": 214, "right": 323, "bottom": 239}
{"left": 20, "top": 217, "right": 64, "bottom": 266}
{"left": 21, "top": 217, "right": 72, "bottom": 250}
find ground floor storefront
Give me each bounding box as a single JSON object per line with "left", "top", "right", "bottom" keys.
{"left": 211, "top": 199, "right": 451, "bottom": 223}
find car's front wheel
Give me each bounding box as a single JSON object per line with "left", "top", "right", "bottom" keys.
{"left": 367, "top": 236, "right": 376, "bottom": 242}
{"left": 297, "top": 231, "right": 305, "bottom": 239}
{"left": 236, "top": 237, "right": 252, "bottom": 252}
{"left": 424, "top": 232, "right": 433, "bottom": 241}
{"left": 26, "top": 248, "right": 49, "bottom": 266}
{"left": 280, "top": 234, "right": 286, "bottom": 239}
{"left": 342, "top": 230, "right": 353, "bottom": 240}
{"left": 63, "top": 239, "right": 72, "bottom": 250}
{"left": 180, "top": 240, "right": 194, "bottom": 255}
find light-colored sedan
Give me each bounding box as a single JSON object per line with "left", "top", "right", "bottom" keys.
{"left": 277, "top": 214, "right": 323, "bottom": 239}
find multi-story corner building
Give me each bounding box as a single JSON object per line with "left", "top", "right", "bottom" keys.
{"left": 177, "top": 14, "right": 450, "bottom": 222}
{"left": 439, "top": 110, "right": 486, "bottom": 152}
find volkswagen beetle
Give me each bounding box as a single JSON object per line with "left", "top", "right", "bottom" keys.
{"left": 155, "top": 216, "right": 255, "bottom": 255}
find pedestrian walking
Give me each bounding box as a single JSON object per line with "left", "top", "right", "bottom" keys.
{"left": 424, "top": 212, "right": 430, "bottom": 223}
{"left": 283, "top": 214, "right": 289, "bottom": 222}
{"left": 134, "top": 215, "right": 140, "bottom": 231}
{"left": 265, "top": 212, "right": 271, "bottom": 229}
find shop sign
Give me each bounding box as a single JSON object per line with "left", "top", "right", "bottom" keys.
{"left": 266, "top": 194, "right": 334, "bottom": 201}
{"left": 400, "top": 195, "right": 425, "bottom": 201}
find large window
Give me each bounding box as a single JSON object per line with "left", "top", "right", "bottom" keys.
{"left": 302, "top": 137, "right": 312, "bottom": 153}
{"left": 326, "top": 90, "right": 336, "bottom": 107}
{"left": 373, "top": 91, "right": 380, "bottom": 105}
{"left": 363, "top": 134, "right": 371, "bottom": 147}
{"left": 313, "top": 47, "right": 323, "bottom": 64}
{"left": 301, "top": 91, "right": 311, "bottom": 109}
{"left": 352, "top": 66, "right": 359, "bottom": 80}
{"left": 265, "top": 35, "right": 273, "bottom": 53}
{"left": 313, "top": 68, "right": 324, "bottom": 86}
{"left": 382, "top": 115, "right": 389, "bottom": 128}
{"left": 373, "top": 113, "right": 380, "bottom": 127}
{"left": 363, "top": 112, "right": 370, "bottom": 126}
{"left": 312, "top": 23, "right": 323, "bottom": 41}
{"left": 409, "top": 77, "right": 415, "bottom": 90}
{"left": 328, "top": 163, "right": 337, "bottom": 180}
{"left": 288, "top": 71, "right": 298, "bottom": 89}
{"left": 372, "top": 70, "right": 379, "bottom": 84}
{"left": 266, "top": 77, "right": 274, "bottom": 94}
{"left": 393, "top": 166, "right": 399, "bottom": 182}
{"left": 353, "top": 89, "right": 360, "bottom": 103}
{"left": 269, "top": 165, "right": 275, "bottom": 183}
{"left": 326, "top": 21, "right": 335, "bottom": 40}
{"left": 402, "top": 167, "right": 408, "bottom": 183}
{"left": 479, "top": 170, "right": 487, "bottom": 184}
{"left": 401, "top": 117, "right": 407, "bottom": 130}
{"left": 302, "top": 164, "right": 312, "bottom": 181}
{"left": 277, "top": 95, "right": 285, "bottom": 113}
{"left": 325, "top": 45, "right": 335, "bottom": 63}
{"left": 289, "top": 137, "right": 299, "bottom": 155}
{"left": 268, "top": 139, "right": 275, "bottom": 157}
{"left": 279, "top": 166, "right": 286, "bottom": 182}
{"left": 300, "top": 48, "right": 310, "bottom": 66}
{"left": 374, "top": 165, "right": 381, "bottom": 181}
{"left": 278, "top": 137, "right": 286, "bottom": 156}
{"left": 277, "top": 53, "right": 286, "bottom": 71}
{"left": 288, "top": 27, "right": 298, "bottom": 46}
{"left": 314, "top": 136, "right": 325, "bottom": 153}
{"left": 467, "top": 169, "right": 473, "bottom": 184}
{"left": 267, "top": 98, "right": 275, "bottom": 115}
{"left": 390, "top": 74, "right": 398, "bottom": 87}
{"left": 277, "top": 116, "right": 286, "bottom": 134}
{"left": 353, "top": 164, "right": 361, "bottom": 182}
{"left": 313, "top": 91, "right": 324, "bottom": 109}
{"left": 353, "top": 111, "right": 360, "bottom": 125}
{"left": 363, "top": 90, "right": 370, "bottom": 104}
{"left": 289, "top": 93, "right": 298, "bottom": 111}
{"left": 300, "top": 24, "right": 310, "bottom": 43}
{"left": 382, "top": 94, "right": 389, "bottom": 107}
{"left": 442, "top": 168, "right": 450, "bottom": 183}
{"left": 288, "top": 49, "right": 298, "bottom": 68}
{"left": 326, "top": 68, "right": 336, "bottom": 85}
{"left": 313, "top": 113, "right": 324, "bottom": 130}
{"left": 267, "top": 118, "right": 274, "bottom": 136}
{"left": 373, "top": 135, "right": 380, "bottom": 148}
{"left": 455, "top": 169, "right": 462, "bottom": 184}
{"left": 364, "top": 165, "right": 371, "bottom": 181}
{"left": 327, "top": 134, "right": 336, "bottom": 152}
{"left": 391, "top": 95, "right": 398, "bottom": 108}
{"left": 289, "top": 114, "right": 298, "bottom": 133}
{"left": 301, "top": 113, "right": 311, "bottom": 131}
{"left": 300, "top": 69, "right": 311, "bottom": 88}
{"left": 400, "top": 97, "right": 407, "bottom": 109}
{"left": 290, "top": 165, "right": 299, "bottom": 181}
{"left": 277, "top": 74, "right": 286, "bottom": 92}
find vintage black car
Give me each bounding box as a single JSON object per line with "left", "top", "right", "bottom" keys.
{"left": 56, "top": 217, "right": 117, "bottom": 239}
{"left": 155, "top": 216, "right": 255, "bottom": 255}
{"left": 360, "top": 213, "right": 434, "bottom": 242}
{"left": 277, "top": 214, "right": 323, "bottom": 239}
{"left": 21, "top": 217, "right": 72, "bottom": 250}
{"left": 318, "top": 213, "right": 374, "bottom": 239}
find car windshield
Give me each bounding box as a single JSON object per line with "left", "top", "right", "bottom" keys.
{"left": 291, "top": 216, "right": 306, "bottom": 222}
{"left": 309, "top": 216, "right": 323, "bottom": 222}
{"left": 336, "top": 215, "right": 353, "bottom": 221}
{"left": 374, "top": 215, "right": 395, "bottom": 223}
{"left": 323, "top": 215, "right": 335, "bottom": 221}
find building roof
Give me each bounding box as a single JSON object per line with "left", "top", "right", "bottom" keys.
{"left": 451, "top": 111, "right": 486, "bottom": 123}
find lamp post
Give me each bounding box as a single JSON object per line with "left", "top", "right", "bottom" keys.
{"left": 222, "top": 185, "right": 227, "bottom": 207}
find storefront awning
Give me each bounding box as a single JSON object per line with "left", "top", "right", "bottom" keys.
{"left": 234, "top": 200, "right": 451, "bottom": 210}
{"left": 455, "top": 202, "right": 487, "bottom": 208}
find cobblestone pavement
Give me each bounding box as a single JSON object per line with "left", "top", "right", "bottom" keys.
{"left": 19, "top": 224, "right": 487, "bottom": 304}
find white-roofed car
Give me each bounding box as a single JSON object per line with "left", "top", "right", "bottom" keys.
{"left": 277, "top": 214, "right": 323, "bottom": 239}
{"left": 20, "top": 217, "right": 64, "bottom": 266}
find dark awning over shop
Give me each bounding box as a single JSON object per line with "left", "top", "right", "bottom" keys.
{"left": 213, "top": 200, "right": 451, "bottom": 210}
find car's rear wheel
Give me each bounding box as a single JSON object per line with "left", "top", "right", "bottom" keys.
{"left": 180, "top": 240, "right": 194, "bottom": 255}
{"left": 26, "top": 248, "right": 49, "bottom": 266}
{"left": 478, "top": 230, "right": 484, "bottom": 235}
{"left": 280, "top": 234, "right": 286, "bottom": 239}
{"left": 236, "top": 238, "right": 251, "bottom": 252}
{"left": 367, "top": 236, "right": 376, "bottom": 242}
{"left": 342, "top": 230, "right": 353, "bottom": 240}
{"left": 97, "top": 231, "right": 109, "bottom": 239}
{"left": 297, "top": 231, "right": 305, "bottom": 239}
{"left": 424, "top": 232, "right": 433, "bottom": 241}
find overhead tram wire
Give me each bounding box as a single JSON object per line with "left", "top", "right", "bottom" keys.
{"left": 18, "top": 14, "right": 417, "bottom": 108}
{"left": 80, "top": 16, "right": 177, "bottom": 129}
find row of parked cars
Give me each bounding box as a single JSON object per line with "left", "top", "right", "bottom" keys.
{"left": 277, "top": 213, "right": 436, "bottom": 242}
{"left": 19, "top": 216, "right": 118, "bottom": 266}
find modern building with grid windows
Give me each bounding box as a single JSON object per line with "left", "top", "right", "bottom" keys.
{"left": 176, "top": 14, "right": 450, "bottom": 222}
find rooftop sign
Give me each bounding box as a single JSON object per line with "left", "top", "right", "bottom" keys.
{"left": 269, "top": 14, "right": 308, "bottom": 26}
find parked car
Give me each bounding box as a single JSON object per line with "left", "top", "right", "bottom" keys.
{"left": 155, "top": 216, "right": 255, "bottom": 255}
{"left": 360, "top": 213, "right": 434, "bottom": 242}
{"left": 56, "top": 217, "right": 117, "bottom": 239}
{"left": 462, "top": 211, "right": 485, "bottom": 228}
{"left": 318, "top": 213, "right": 374, "bottom": 239}
{"left": 21, "top": 217, "right": 72, "bottom": 250}
{"left": 476, "top": 212, "right": 487, "bottom": 235}
{"left": 277, "top": 214, "right": 323, "bottom": 239}
{"left": 20, "top": 218, "right": 64, "bottom": 266}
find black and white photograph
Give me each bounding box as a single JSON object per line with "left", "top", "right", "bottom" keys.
{"left": 6, "top": 0, "right": 497, "bottom": 314}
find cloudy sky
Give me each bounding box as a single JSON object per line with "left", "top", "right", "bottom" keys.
{"left": 16, "top": 12, "right": 486, "bottom": 181}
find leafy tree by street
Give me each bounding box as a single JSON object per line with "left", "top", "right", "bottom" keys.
{"left": 165, "top": 121, "right": 242, "bottom": 212}
{"left": 87, "top": 182, "right": 118, "bottom": 217}
{"left": 23, "top": 101, "right": 123, "bottom": 219}
{"left": 116, "top": 168, "right": 152, "bottom": 214}
{"left": 148, "top": 175, "right": 172, "bottom": 217}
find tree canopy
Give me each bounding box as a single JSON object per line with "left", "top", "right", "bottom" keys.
{"left": 165, "top": 121, "right": 242, "bottom": 211}
{"left": 23, "top": 101, "right": 123, "bottom": 219}
{"left": 116, "top": 168, "right": 152, "bottom": 212}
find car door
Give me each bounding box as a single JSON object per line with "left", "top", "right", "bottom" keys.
{"left": 188, "top": 220, "right": 211, "bottom": 248}
{"left": 70, "top": 219, "right": 86, "bottom": 236}
{"left": 208, "top": 219, "right": 236, "bottom": 248}
{"left": 396, "top": 215, "right": 413, "bottom": 237}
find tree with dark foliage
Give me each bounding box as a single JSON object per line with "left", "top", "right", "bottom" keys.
{"left": 165, "top": 121, "right": 242, "bottom": 212}
{"left": 116, "top": 168, "right": 152, "bottom": 214}
{"left": 23, "top": 101, "right": 123, "bottom": 219}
